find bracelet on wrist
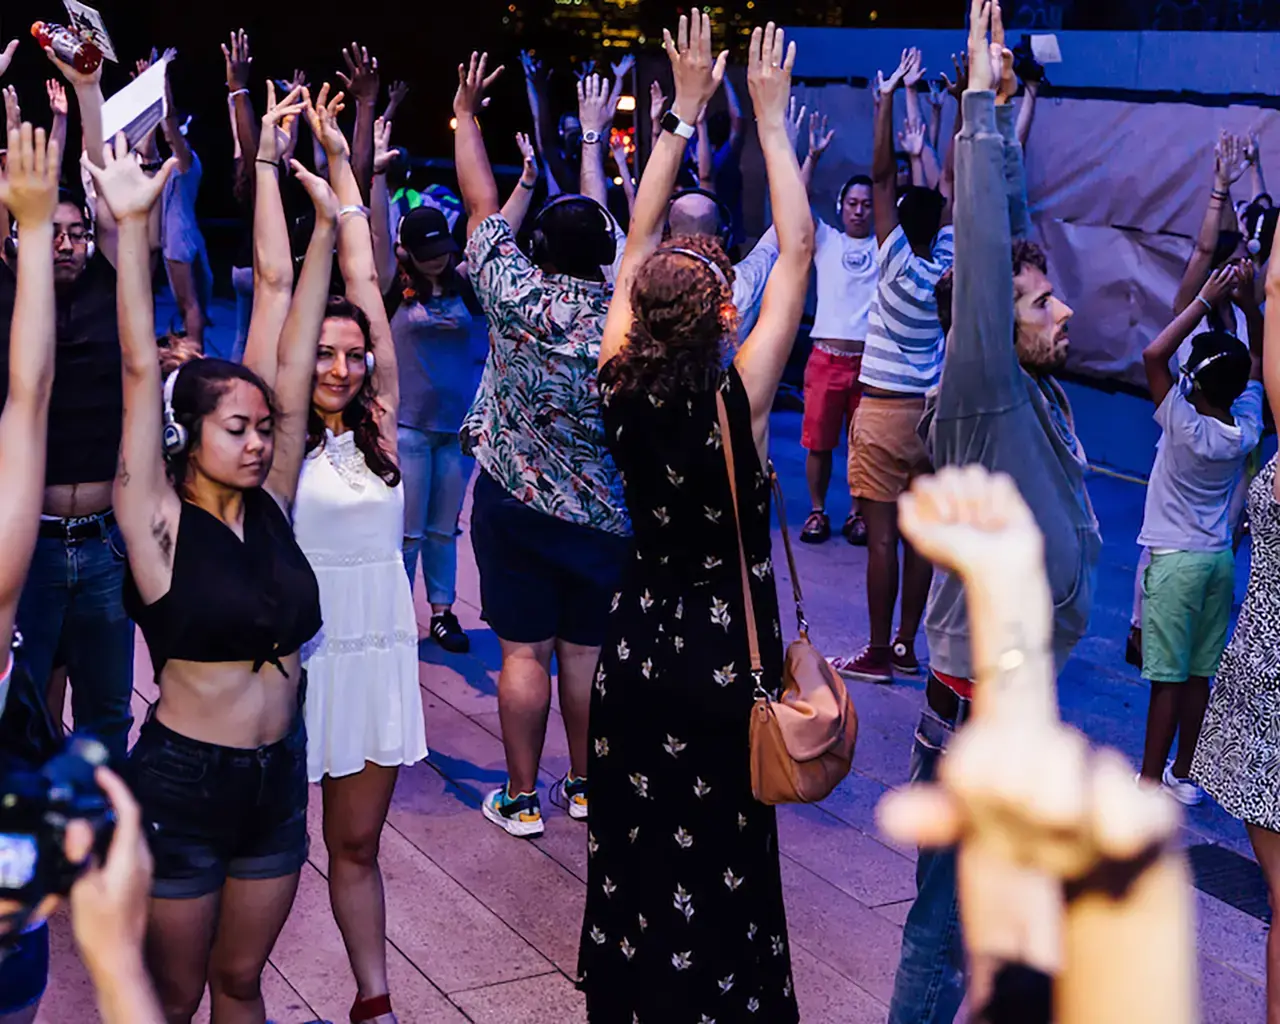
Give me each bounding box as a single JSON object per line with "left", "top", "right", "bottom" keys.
{"left": 228, "top": 88, "right": 249, "bottom": 99}
{"left": 518, "top": 178, "right": 536, "bottom": 190}
{"left": 1196, "top": 295, "right": 1214, "bottom": 315}
{"left": 255, "top": 158, "right": 279, "bottom": 168}
{"left": 338, "top": 204, "right": 371, "bottom": 221}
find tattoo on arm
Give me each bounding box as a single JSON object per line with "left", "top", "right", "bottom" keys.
{"left": 117, "top": 450, "right": 131, "bottom": 488}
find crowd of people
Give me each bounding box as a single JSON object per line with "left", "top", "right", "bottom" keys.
{"left": 0, "top": 1, "right": 1273, "bottom": 1022}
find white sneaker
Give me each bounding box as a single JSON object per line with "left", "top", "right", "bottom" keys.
{"left": 1162, "top": 764, "right": 1203, "bottom": 807}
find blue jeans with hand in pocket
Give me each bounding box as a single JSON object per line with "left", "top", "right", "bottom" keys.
{"left": 398, "top": 427, "right": 469, "bottom": 607}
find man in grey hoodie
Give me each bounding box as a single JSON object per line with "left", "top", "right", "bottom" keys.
{"left": 885, "top": 3, "right": 1102, "bottom": 1020}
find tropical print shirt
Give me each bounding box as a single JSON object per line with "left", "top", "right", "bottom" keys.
{"left": 462, "top": 214, "right": 630, "bottom": 537}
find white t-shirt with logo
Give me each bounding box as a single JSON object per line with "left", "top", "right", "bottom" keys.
{"left": 811, "top": 219, "right": 879, "bottom": 344}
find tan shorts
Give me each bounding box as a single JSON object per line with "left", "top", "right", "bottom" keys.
{"left": 848, "top": 395, "right": 931, "bottom": 503}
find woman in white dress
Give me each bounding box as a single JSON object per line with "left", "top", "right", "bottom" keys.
{"left": 250, "top": 85, "right": 424, "bottom": 1024}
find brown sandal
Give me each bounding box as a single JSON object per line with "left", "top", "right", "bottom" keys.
{"left": 350, "top": 995, "right": 392, "bottom": 1023}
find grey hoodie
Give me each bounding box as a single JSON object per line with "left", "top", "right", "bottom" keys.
{"left": 923, "top": 91, "right": 1103, "bottom": 679}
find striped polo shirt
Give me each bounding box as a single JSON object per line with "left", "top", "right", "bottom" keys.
{"left": 860, "top": 225, "right": 956, "bottom": 394}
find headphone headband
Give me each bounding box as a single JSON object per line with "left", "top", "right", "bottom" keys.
{"left": 661, "top": 246, "right": 729, "bottom": 290}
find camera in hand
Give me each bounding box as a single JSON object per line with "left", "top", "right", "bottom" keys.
{"left": 0, "top": 738, "right": 115, "bottom": 939}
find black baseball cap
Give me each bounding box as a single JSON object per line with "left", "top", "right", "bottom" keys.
{"left": 398, "top": 206, "right": 459, "bottom": 262}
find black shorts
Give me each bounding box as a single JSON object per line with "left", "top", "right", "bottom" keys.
{"left": 126, "top": 711, "right": 309, "bottom": 900}
{"left": 471, "top": 470, "right": 629, "bottom": 647}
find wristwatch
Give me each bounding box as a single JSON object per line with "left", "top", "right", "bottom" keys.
{"left": 582, "top": 129, "right": 602, "bottom": 145}
{"left": 660, "top": 110, "right": 696, "bottom": 140}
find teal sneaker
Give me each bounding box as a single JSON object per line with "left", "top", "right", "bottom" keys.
{"left": 552, "top": 774, "right": 589, "bottom": 821}
{"left": 482, "top": 784, "right": 545, "bottom": 838}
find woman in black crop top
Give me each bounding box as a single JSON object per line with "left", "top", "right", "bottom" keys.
{"left": 87, "top": 93, "right": 340, "bottom": 1024}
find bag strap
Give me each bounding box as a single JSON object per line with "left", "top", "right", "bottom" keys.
{"left": 715, "top": 391, "right": 767, "bottom": 699}
{"left": 769, "top": 467, "right": 810, "bottom": 640}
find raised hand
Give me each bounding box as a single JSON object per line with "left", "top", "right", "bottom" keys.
{"left": 221, "top": 29, "right": 253, "bottom": 92}
{"left": 453, "top": 52, "right": 503, "bottom": 119}
{"left": 649, "top": 80, "right": 667, "bottom": 128}
{"left": 274, "top": 69, "right": 308, "bottom": 95}
{"left": 991, "top": 1, "right": 1017, "bottom": 105}
{"left": 1245, "top": 130, "right": 1261, "bottom": 167}
{"left": 384, "top": 79, "right": 409, "bottom": 119}
{"left": 372, "top": 116, "right": 395, "bottom": 174}
{"left": 515, "top": 131, "right": 538, "bottom": 185}
{"left": 940, "top": 52, "right": 969, "bottom": 99}
{"left": 899, "top": 119, "right": 927, "bottom": 157}
{"left": 303, "top": 83, "right": 349, "bottom": 161}
{"left": 747, "top": 23, "right": 796, "bottom": 131}
{"left": 3, "top": 86, "right": 19, "bottom": 136}
{"left": 0, "top": 123, "right": 60, "bottom": 227}
{"left": 0, "top": 39, "right": 17, "bottom": 80}
{"left": 337, "top": 42, "right": 379, "bottom": 104}
{"left": 45, "top": 79, "right": 67, "bottom": 117}
{"left": 1231, "top": 257, "right": 1257, "bottom": 306}
{"left": 45, "top": 41, "right": 103, "bottom": 89}
{"left": 1198, "top": 263, "right": 1238, "bottom": 308}
{"left": 577, "top": 73, "right": 615, "bottom": 136}
{"left": 663, "top": 11, "right": 729, "bottom": 125}
{"left": 81, "top": 133, "right": 175, "bottom": 223}
{"left": 572, "top": 60, "right": 597, "bottom": 84}
{"left": 903, "top": 47, "right": 927, "bottom": 89}
{"left": 611, "top": 55, "right": 636, "bottom": 81}
{"left": 881, "top": 48, "right": 913, "bottom": 95}
{"left": 808, "top": 111, "right": 834, "bottom": 159}
{"left": 1216, "top": 131, "right": 1250, "bottom": 188}
{"left": 519, "top": 50, "right": 542, "bottom": 81}
{"left": 966, "top": 0, "right": 998, "bottom": 95}
{"left": 784, "top": 96, "right": 807, "bottom": 151}
{"left": 257, "top": 80, "right": 305, "bottom": 165}
{"left": 926, "top": 77, "right": 944, "bottom": 111}
{"left": 290, "top": 158, "right": 339, "bottom": 223}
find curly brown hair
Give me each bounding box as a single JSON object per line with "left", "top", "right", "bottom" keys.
{"left": 605, "top": 235, "right": 738, "bottom": 401}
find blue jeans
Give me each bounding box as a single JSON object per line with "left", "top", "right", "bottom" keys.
{"left": 887, "top": 707, "right": 965, "bottom": 1024}
{"left": 398, "top": 427, "right": 469, "bottom": 607}
{"left": 15, "top": 520, "right": 135, "bottom": 764}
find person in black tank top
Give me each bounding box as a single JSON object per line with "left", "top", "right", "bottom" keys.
{"left": 86, "top": 83, "right": 341, "bottom": 1023}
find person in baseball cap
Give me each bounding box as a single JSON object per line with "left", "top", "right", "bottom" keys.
{"left": 396, "top": 206, "right": 461, "bottom": 265}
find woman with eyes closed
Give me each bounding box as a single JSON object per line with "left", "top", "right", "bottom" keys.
{"left": 86, "top": 107, "right": 333, "bottom": 1024}
{"left": 249, "top": 86, "right": 423, "bottom": 1024}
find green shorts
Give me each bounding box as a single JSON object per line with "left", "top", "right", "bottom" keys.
{"left": 1141, "top": 549, "right": 1236, "bottom": 682}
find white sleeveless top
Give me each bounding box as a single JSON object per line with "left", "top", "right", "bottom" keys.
{"left": 294, "top": 429, "right": 427, "bottom": 781}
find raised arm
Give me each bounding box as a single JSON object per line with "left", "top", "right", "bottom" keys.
{"left": 519, "top": 52, "right": 555, "bottom": 191}
{"left": 610, "top": 133, "right": 637, "bottom": 218}
{"left": 736, "top": 24, "right": 814, "bottom": 453}
{"left": 241, "top": 82, "right": 305, "bottom": 387}
{"left": 222, "top": 31, "right": 260, "bottom": 171}
{"left": 873, "top": 51, "right": 910, "bottom": 246}
{"left": 577, "top": 73, "right": 613, "bottom": 208}
{"left": 371, "top": 117, "right": 397, "bottom": 295}
{"left": 381, "top": 80, "right": 409, "bottom": 125}
{"left": 45, "top": 80, "right": 68, "bottom": 170}
{"left": 337, "top": 43, "right": 379, "bottom": 203}
{"left": 454, "top": 53, "right": 505, "bottom": 241}
{"left": 264, "top": 152, "right": 338, "bottom": 511}
{"left": 157, "top": 55, "right": 193, "bottom": 174}
{"left": 1245, "top": 131, "right": 1268, "bottom": 202}
{"left": 502, "top": 131, "right": 540, "bottom": 233}
{"left": 598, "top": 12, "right": 728, "bottom": 368}
{"left": 311, "top": 86, "right": 399, "bottom": 436}
{"left": 1233, "top": 258, "right": 1264, "bottom": 381}
{"left": 900, "top": 119, "right": 939, "bottom": 190}
{"left": 0, "top": 124, "right": 59, "bottom": 652}
{"left": 696, "top": 114, "right": 715, "bottom": 191}
{"left": 722, "top": 74, "right": 746, "bottom": 157}
{"left": 925, "top": 78, "right": 945, "bottom": 152}
{"left": 84, "top": 137, "right": 179, "bottom": 604}
{"left": 1175, "top": 132, "right": 1249, "bottom": 316}
{"left": 1144, "top": 266, "right": 1236, "bottom": 407}
{"left": 936, "top": 0, "right": 1020, "bottom": 421}
{"left": 799, "top": 111, "right": 830, "bottom": 194}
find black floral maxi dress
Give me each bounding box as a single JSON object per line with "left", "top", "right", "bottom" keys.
{"left": 577, "top": 364, "right": 799, "bottom": 1024}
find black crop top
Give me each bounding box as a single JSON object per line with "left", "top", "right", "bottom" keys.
{"left": 124, "top": 488, "right": 322, "bottom": 679}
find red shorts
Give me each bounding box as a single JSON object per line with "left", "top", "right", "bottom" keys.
{"left": 801, "top": 347, "right": 864, "bottom": 453}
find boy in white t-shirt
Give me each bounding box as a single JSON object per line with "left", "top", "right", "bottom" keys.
{"left": 797, "top": 114, "right": 880, "bottom": 546}
{"left": 1137, "top": 263, "right": 1263, "bottom": 806}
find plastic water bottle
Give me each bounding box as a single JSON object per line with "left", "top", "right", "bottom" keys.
{"left": 31, "top": 22, "right": 103, "bottom": 76}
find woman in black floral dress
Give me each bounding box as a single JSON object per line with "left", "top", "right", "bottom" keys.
{"left": 577, "top": 16, "right": 814, "bottom": 1023}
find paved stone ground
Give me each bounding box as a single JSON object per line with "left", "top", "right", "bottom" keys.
{"left": 36, "top": 390, "right": 1268, "bottom": 1021}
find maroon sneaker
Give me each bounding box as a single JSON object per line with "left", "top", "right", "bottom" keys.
{"left": 828, "top": 645, "right": 893, "bottom": 684}
{"left": 891, "top": 640, "right": 922, "bottom": 677}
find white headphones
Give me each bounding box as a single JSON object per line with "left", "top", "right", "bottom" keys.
{"left": 162, "top": 368, "right": 188, "bottom": 456}
{"left": 9, "top": 221, "right": 95, "bottom": 260}
{"left": 1248, "top": 213, "right": 1266, "bottom": 257}
{"left": 365, "top": 350, "right": 376, "bottom": 374}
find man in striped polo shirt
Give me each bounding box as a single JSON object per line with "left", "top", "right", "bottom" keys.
{"left": 833, "top": 49, "right": 955, "bottom": 685}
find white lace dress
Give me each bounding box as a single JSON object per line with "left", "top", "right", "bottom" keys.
{"left": 294, "top": 429, "right": 427, "bottom": 782}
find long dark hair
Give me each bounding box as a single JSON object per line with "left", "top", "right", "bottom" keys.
{"left": 397, "top": 251, "right": 461, "bottom": 305}
{"left": 165, "top": 358, "right": 279, "bottom": 492}
{"left": 306, "top": 297, "right": 401, "bottom": 488}
{"left": 605, "top": 235, "right": 737, "bottom": 401}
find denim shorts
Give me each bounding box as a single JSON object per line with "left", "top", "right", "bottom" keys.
{"left": 126, "top": 711, "right": 309, "bottom": 900}
{"left": 471, "top": 470, "right": 629, "bottom": 647}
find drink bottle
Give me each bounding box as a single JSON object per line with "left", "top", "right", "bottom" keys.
{"left": 31, "top": 22, "right": 104, "bottom": 76}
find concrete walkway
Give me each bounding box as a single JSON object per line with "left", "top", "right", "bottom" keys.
{"left": 37, "top": 405, "right": 1267, "bottom": 1023}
